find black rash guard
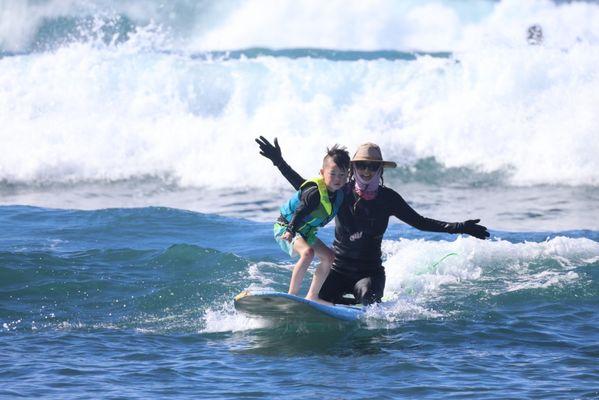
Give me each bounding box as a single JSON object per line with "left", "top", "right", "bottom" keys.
{"left": 331, "top": 186, "right": 457, "bottom": 275}
{"left": 274, "top": 159, "right": 460, "bottom": 277}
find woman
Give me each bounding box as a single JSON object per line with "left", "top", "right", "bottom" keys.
{"left": 256, "top": 137, "right": 489, "bottom": 305}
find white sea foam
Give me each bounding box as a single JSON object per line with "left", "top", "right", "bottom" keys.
{"left": 381, "top": 235, "right": 599, "bottom": 301}
{"left": 1, "top": 37, "right": 598, "bottom": 187}
{"left": 1, "top": 0, "right": 598, "bottom": 189}
{"left": 201, "top": 302, "right": 272, "bottom": 333}
{"left": 3, "top": 0, "right": 599, "bottom": 52}
{"left": 192, "top": 0, "right": 599, "bottom": 51}
{"left": 247, "top": 262, "right": 277, "bottom": 287}
{"left": 505, "top": 270, "right": 579, "bottom": 292}
{"left": 363, "top": 298, "right": 443, "bottom": 327}
{"left": 200, "top": 261, "right": 285, "bottom": 333}
{"left": 189, "top": 0, "right": 483, "bottom": 52}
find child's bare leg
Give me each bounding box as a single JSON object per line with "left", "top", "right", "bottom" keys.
{"left": 288, "top": 237, "right": 314, "bottom": 295}
{"left": 305, "top": 238, "right": 334, "bottom": 305}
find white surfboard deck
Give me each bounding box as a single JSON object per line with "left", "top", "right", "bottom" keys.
{"left": 234, "top": 290, "right": 365, "bottom": 322}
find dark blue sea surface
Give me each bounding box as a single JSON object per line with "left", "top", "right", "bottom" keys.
{"left": 2, "top": 0, "right": 599, "bottom": 398}
{"left": 1, "top": 206, "right": 597, "bottom": 399}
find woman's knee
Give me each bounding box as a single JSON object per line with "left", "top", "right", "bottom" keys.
{"left": 319, "top": 248, "right": 334, "bottom": 265}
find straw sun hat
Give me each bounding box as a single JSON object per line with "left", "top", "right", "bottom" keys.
{"left": 351, "top": 143, "right": 397, "bottom": 168}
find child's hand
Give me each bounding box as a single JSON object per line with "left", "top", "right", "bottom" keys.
{"left": 255, "top": 136, "right": 282, "bottom": 165}
{"left": 282, "top": 231, "right": 293, "bottom": 242}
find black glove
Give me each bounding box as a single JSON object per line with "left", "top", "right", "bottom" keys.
{"left": 255, "top": 136, "right": 283, "bottom": 166}
{"left": 455, "top": 219, "right": 489, "bottom": 240}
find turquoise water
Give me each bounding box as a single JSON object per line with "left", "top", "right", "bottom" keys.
{"left": 1, "top": 206, "right": 598, "bottom": 399}
{"left": 2, "top": 0, "right": 599, "bottom": 398}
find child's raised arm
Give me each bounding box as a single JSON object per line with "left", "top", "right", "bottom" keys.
{"left": 255, "top": 136, "right": 306, "bottom": 190}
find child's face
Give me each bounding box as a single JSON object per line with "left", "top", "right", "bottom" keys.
{"left": 320, "top": 159, "right": 348, "bottom": 192}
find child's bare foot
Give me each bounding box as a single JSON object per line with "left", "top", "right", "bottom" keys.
{"left": 305, "top": 295, "right": 334, "bottom": 306}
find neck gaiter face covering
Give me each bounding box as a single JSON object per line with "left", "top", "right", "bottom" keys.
{"left": 353, "top": 166, "right": 381, "bottom": 200}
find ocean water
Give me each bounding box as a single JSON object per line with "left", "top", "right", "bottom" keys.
{"left": 1, "top": 0, "right": 598, "bottom": 398}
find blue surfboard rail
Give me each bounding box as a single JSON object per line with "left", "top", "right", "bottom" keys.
{"left": 234, "top": 290, "right": 365, "bottom": 322}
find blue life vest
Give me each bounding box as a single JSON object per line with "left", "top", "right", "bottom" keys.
{"left": 279, "top": 177, "right": 344, "bottom": 239}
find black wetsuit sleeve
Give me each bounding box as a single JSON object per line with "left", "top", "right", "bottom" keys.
{"left": 286, "top": 185, "right": 321, "bottom": 234}
{"left": 388, "top": 189, "right": 457, "bottom": 233}
{"left": 274, "top": 158, "right": 306, "bottom": 191}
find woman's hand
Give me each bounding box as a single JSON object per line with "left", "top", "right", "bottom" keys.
{"left": 460, "top": 219, "right": 490, "bottom": 240}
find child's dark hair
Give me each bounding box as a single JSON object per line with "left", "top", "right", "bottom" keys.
{"left": 323, "top": 144, "right": 350, "bottom": 171}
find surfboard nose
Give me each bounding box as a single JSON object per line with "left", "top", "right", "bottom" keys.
{"left": 234, "top": 290, "right": 249, "bottom": 301}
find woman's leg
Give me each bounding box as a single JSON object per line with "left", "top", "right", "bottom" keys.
{"left": 318, "top": 269, "right": 359, "bottom": 304}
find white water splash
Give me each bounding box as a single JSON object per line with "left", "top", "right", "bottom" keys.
{"left": 200, "top": 302, "right": 272, "bottom": 333}
{"left": 506, "top": 270, "right": 580, "bottom": 292}
{"left": 5, "top": 0, "right": 598, "bottom": 52}
{"left": 382, "top": 235, "right": 598, "bottom": 300}
{"left": 1, "top": 41, "right": 598, "bottom": 187}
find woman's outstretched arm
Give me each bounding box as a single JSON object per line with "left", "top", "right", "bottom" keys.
{"left": 388, "top": 189, "right": 490, "bottom": 240}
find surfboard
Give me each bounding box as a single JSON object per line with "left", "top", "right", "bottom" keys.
{"left": 234, "top": 290, "right": 365, "bottom": 322}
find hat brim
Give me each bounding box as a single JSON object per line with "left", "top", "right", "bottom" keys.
{"left": 351, "top": 158, "right": 397, "bottom": 168}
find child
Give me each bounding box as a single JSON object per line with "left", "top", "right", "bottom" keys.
{"left": 273, "top": 145, "right": 350, "bottom": 304}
